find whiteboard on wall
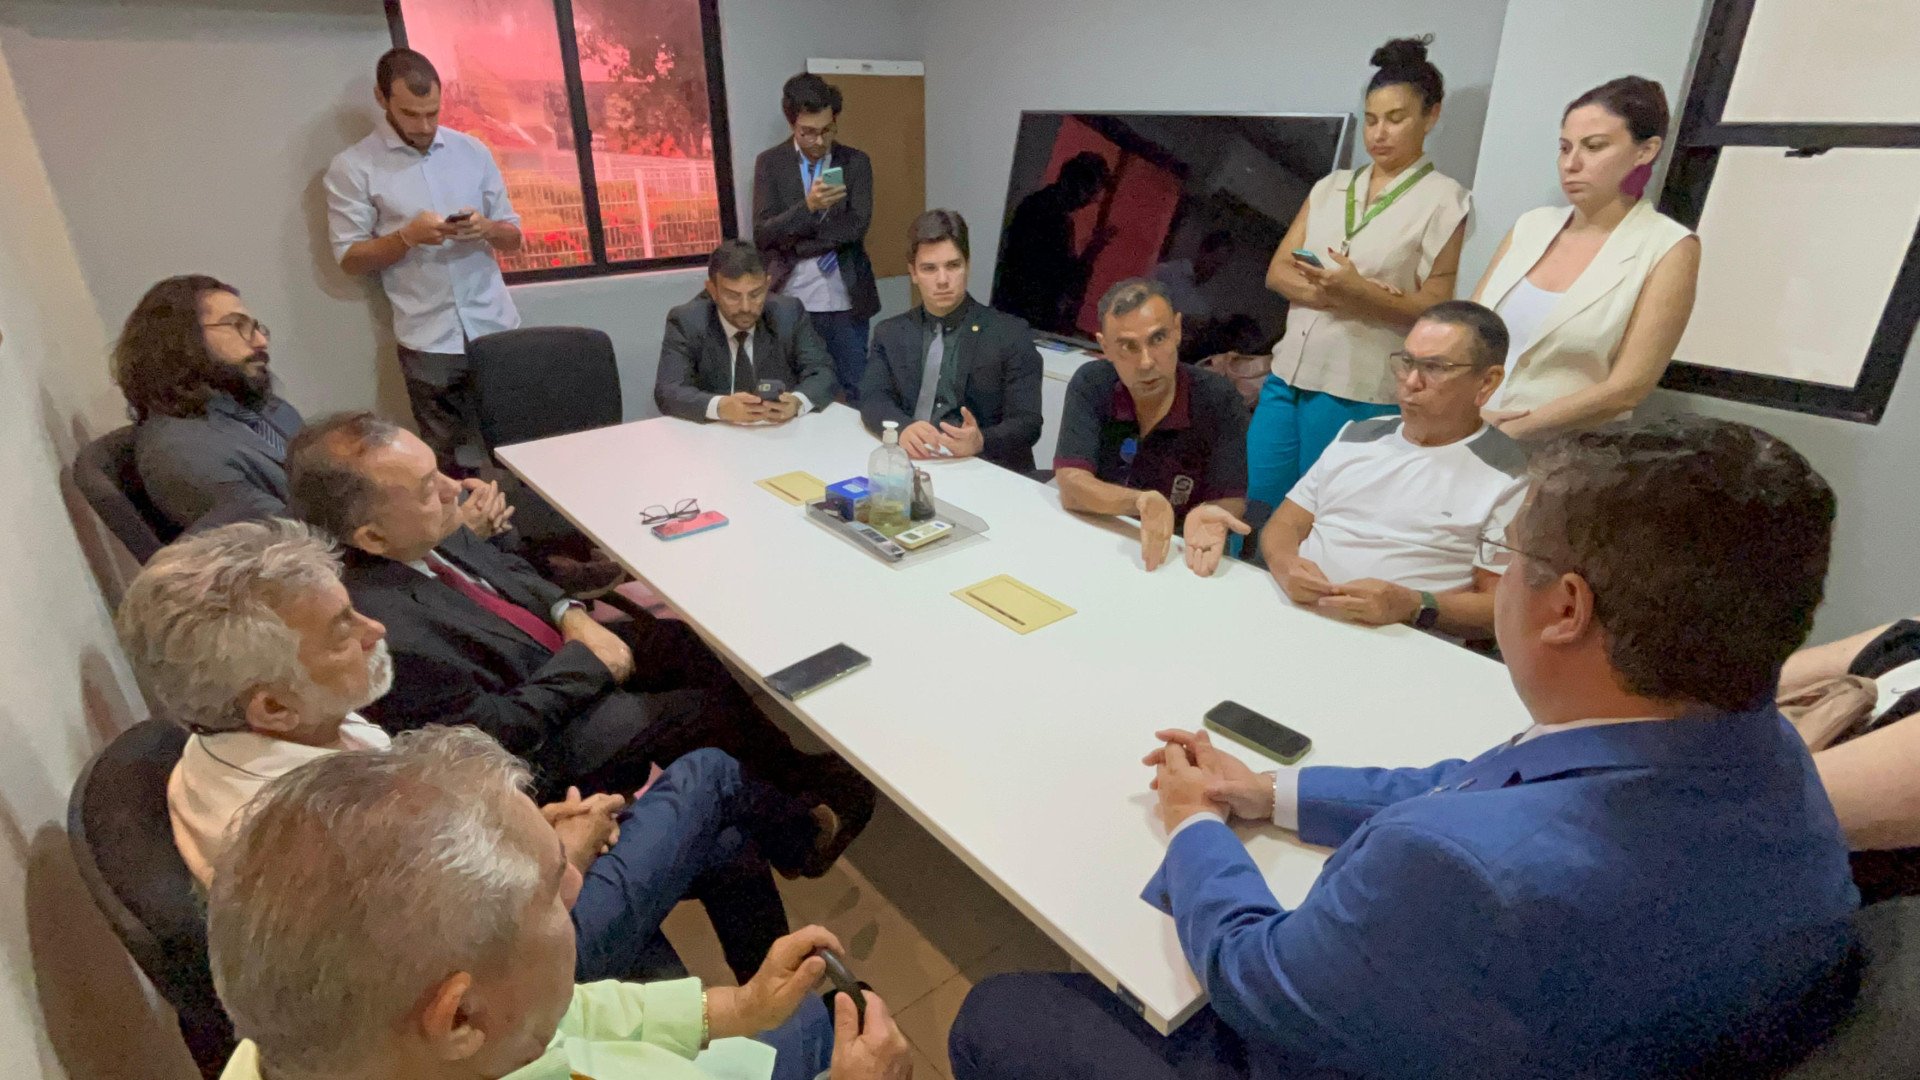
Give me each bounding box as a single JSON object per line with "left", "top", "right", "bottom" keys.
{"left": 1656, "top": 0, "right": 1920, "bottom": 422}
{"left": 1675, "top": 147, "right": 1920, "bottom": 387}
{"left": 1722, "top": 0, "right": 1920, "bottom": 124}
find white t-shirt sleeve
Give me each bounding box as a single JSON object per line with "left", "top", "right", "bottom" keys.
{"left": 1474, "top": 477, "right": 1530, "bottom": 574}
{"left": 1283, "top": 421, "right": 1354, "bottom": 515}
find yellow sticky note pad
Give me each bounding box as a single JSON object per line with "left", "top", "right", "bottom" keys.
{"left": 953, "top": 575, "right": 1075, "bottom": 635}
{"left": 755, "top": 471, "right": 826, "bottom": 506}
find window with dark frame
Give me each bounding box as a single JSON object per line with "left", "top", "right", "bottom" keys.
{"left": 384, "top": 0, "right": 736, "bottom": 284}
{"left": 1658, "top": 0, "right": 1920, "bottom": 423}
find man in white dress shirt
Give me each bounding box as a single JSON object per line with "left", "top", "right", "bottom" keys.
{"left": 325, "top": 47, "right": 524, "bottom": 476}
{"left": 1256, "top": 301, "right": 1524, "bottom": 639}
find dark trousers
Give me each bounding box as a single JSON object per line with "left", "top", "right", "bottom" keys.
{"left": 568, "top": 612, "right": 873, "bottom": 837}
{"left": 949, "top": 973, "right": 1254, "bottom": 1080}
{"left": 572, "top": 747, "right": 817, "bottom": 985}
{"left": 397, "top": 344, "right": 486, "bottom": 476}
{"left": 759, "top": 994, "right": 837, "bottom": 1080}
{"left": 809, "top": 310, "right": 871, "bottom": 402}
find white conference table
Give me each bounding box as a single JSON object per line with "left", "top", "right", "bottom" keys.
{"left": 499, "top": 405, "right": 1530, "bottom": 1034}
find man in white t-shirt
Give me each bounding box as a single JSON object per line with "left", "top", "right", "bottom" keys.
{"left": 1256, "top": 301, "right": 1523, "bottom": 638}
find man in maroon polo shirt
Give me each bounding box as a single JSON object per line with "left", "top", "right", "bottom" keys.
{"left": 1054, "top": 278, "right": 1251, "bottom": 577}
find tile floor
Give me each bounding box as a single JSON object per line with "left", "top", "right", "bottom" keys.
{"left": 661, "top": 794, "right": 1071, "bottom": 1078}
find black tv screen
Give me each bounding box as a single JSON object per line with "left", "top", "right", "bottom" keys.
{"left": 991, "top": 111, "right": 1351, "bottom": 359}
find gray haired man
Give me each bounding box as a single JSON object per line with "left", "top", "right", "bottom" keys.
{"left": 206, "top": 726, "right": 914, "bottom": 1080}
{"left": 118, "top": 521, "right": 851, "bottom": 985}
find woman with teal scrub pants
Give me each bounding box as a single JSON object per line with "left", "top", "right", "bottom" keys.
{"left": 1248, "top": 36, "right": 1472, "bottom": 508}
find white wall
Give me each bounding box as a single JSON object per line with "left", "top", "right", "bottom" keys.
{"left": 0, "top": 39, "right": 199, "bottom": 1080}
{"left": 920, "top": 0, "right": 1513, "bottom": 300}
{"left": 1467, "top": 0, "right": 1920, "bottom": 642}
{"left": 0, "top": 0, "right": 921, "bottom": 428}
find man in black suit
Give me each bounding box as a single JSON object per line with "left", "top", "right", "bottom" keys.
{"left": 285, "top": 411, "right": 874, "bottom": 835}
{"left": 752, "top": 72, "right": 878, "bottom": 401}
{"left": 653, "top": 240, "right": 838, "bottom": 423}
{"left": 861, "top": 209, "right": 1043, "bottom": 474}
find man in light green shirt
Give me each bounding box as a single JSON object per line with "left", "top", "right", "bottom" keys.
{"left": 207, "top": 726, "right": 912, "bottom": 1080}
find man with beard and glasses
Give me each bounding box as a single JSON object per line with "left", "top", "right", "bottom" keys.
{"left": 114, "top": 275, "right": 302, "bottom": 531}
{"left": 112, "top": 273, "right": 518, "bottom": 540}
{"left": 121, "top": 520, "right": 851, "bottom": 984}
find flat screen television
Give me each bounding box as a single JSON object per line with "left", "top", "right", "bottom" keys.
{"left": 991, "top": 111, "right": 1351, "bottom": 360}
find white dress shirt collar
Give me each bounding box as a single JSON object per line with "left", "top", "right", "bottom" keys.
{"left": 1515, "top": 715, "right": 1663, "bottom": 745}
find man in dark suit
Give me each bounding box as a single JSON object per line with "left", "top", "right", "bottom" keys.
{"left": 112, "top": 275, "right": 304, "bottom": 530}
{"left": 752, "top": 72, "right": 878, "bottom": 400}
{"left": 285, "top": 411, "right": 874, "bottom": 836}
{"left": 861, "top": 209, "right": 1043, "bottom": 474}
{"left": 654, "top": 240, "right": 838, "bottom": 423}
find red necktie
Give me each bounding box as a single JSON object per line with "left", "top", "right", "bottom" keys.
{"left": 425, "top": 553, "right": 566, "bottom": 652}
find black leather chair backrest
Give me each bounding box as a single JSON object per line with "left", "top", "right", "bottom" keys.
{"left": 468, "top": 326, "right": 623, "bottom": 450}
{"left": 68, "top": 719, "right": 233, "bottom": 1078}
{"left": 1780, "top": 897, "right": 1920, "bottom": 1079}
{"left": 73, "top": 426, "right": 178, "bottom": 564}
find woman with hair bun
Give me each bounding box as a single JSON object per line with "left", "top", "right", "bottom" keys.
{"left": 1249, "top": 35, "right": 1473, "bottom": 507}
{"left": 1470, "top": 76, "right": 1701, "bottom": 439}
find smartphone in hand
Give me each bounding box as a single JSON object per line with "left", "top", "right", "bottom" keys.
{"left": 820, "top": 165, "right": 845, "bottom": 188}
{"left": 814, "top": 947, "right": 866, "bottom": 1030}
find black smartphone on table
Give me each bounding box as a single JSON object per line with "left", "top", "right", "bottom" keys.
{"left": 1204, "top": 701, "right": 1312, "bottom": 764}
{"left": 766, "top": 644, "right": 870, "bottom": 700}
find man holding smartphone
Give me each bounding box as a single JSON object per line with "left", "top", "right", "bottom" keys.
{"left": 326, "top": 47, "right": 524, "bottom": 477}
{"left": 654, "top": 241, "right": 838, "bottom": 424}
{"left": 753, "top": 73, "right": 879, "bottom": 401}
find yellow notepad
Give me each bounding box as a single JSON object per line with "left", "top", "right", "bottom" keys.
{"left": 953, "top": 575, "right": 1076, "bottom": 635}
{"left": 755, "top": 471, "right": 826, "bottom": 506}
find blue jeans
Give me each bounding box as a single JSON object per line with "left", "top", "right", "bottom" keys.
{"left": 810, "top": 310, "right": 871, "bottom": 402}
{"left": 949, "top": 972, "right": 1253, "bottom": 1080}
{"left": 572, "top": 748, "right": 816, "bottom": 984}
{"left": 1245, "top": 375, "right": 1399, "bottom": 511}
{"left": 758, "top": 994, "right": 837, "bottom": 1080}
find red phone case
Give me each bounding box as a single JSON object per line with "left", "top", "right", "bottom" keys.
{"left": 653, "top": 510, "right": 728, "bottom": 540}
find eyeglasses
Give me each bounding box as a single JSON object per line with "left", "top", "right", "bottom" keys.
{"left": 793, "top": 122, "right": 837, "bottom": 142}
{"left": 640, "top": 498, "right": 699, "bottom": 525}
{"left": 203, "top": 315, "right": 271, "bottom": 342}
{"left": 1389, "top": 350, "right": 1479, "bottom": 380}
{"left": 1478, "top": 531, "right": 1576, "bottom": 576}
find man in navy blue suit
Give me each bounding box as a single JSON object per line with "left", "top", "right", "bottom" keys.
{"left": 951, "top": 417, "right": 1860, "bottom": 1079}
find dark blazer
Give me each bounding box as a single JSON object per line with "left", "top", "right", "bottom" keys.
{"left": 343, "top": 528, "right": 648, "bottom": 783}
{"left": 1145, "top": 707, "right": 1859, "bottom": 1079}
{"left": 653, "top": 292, "right": 838, "bottom": 421}
{"left": 134, "top": 392, "right": 303, "bottom": 529}
{"left": 859, "top": 300, "right": 1043, "bottom": 473}
{"left": 752, "top": 140, "right": 880, "bottom": 320}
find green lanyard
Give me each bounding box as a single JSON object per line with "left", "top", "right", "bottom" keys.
{"left": 1344, "top": 161, "right": 1435, "bottom": 242}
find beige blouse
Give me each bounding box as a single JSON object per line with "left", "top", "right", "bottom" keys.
{"left": 1269, "top": 156, "right": 1472, "bottom": 405}
{"left": 1480, "top": 199, "right": 1694, "bottom": 416}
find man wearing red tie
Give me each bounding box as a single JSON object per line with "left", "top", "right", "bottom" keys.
{"left": 284, "top": 411, "right": 873, "bottom": 836}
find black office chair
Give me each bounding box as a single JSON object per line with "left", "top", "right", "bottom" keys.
{"left": 73, "top": 426, "right": 179, "bottom": 564}
{"left": 1779, "top": 897, "right": 1920, "bottom": 1079}
{"left": 468, "top": 326, "right": 623, "bottom": 449}
{"left": 68, "top": 719, "right": 233, "bottom": 1079}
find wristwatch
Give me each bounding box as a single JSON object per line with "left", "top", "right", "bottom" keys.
{"left": 1411, "top": 590, "right": 1440, "bottom": 630}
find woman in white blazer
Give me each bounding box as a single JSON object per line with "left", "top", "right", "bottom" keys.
{"left": 1248, "top": 36, "right": 1473, "bottom": 509}
{"left": 1470, "top": 76, "right": 1701, "bottom": 441}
